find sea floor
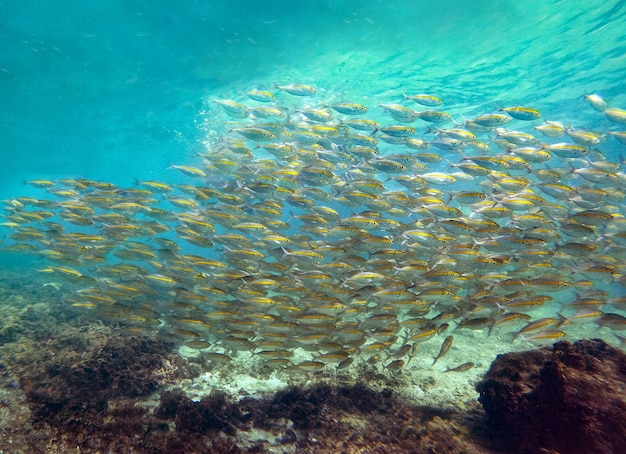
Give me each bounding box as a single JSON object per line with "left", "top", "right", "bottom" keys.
{"left": 0, "top": 268, "right": 623, "bottom": 453}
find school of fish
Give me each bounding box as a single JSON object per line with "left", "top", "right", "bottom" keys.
{"left": 2, "top": 84, "right": 626, "bottom": 374}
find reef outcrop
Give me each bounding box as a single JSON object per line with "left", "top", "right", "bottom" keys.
{"left": 151, "top": 383, "right": 493, "bottom": 453}
{"left": 476, "top": 339, "right": 626, "bottom": 454}
{"left": 24, "top": 336, "right": 187, "bottom": 425}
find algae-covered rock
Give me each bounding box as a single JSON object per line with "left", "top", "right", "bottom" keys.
{"left": 477, "top": 339, "right": 626, "bottom": 454}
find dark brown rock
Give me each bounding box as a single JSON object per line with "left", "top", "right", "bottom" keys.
{"left": 155, "top": 389, "right": 244, "bottom": 436}
{"left": 476, "top": 339, "right": 626, "bottom": 454}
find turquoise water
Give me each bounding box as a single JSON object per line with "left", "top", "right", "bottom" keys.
{"left": 1, "top": 0, "right": 625, "bottom": 199}
{"left": 2, "top": 3, "right": 626, "bottom": 450}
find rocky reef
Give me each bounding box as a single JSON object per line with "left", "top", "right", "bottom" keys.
{"left": 24, "top": 335, "right": 187, "bottom": 424}
{"left": 150, "top": 383, "right": 494, "bottom": 453}
{"left": 2, "top": 272, "right": 626, "bottom": 453}
{"left": 477, "top": 339, "right": 626, "bottom": 454}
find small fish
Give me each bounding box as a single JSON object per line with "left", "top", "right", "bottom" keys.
{"left": 379, "top": 125, "right": 416, "bottom": 137}
{"left": 536, "top": 183, "right": 576, "bottom": 199}
{"left": 25, "top": 179, "right": 56, "bottom": 188}
{"left": 184, "top": 340, "right": 212, "bottom": 349}
{"left": 368, "top": 158, "right": 407, "bottom": 173}
{"left": 544, "top": 142, "right": 589, "bottom": 158}
{"left": 474, "top": 205, "right": 512, "bottom": 219}
{"left": 385, "top": 359, "right": 405, "bottom": 370}
{"left": 417, "top": 110, "right": 452, "bottom": 123}
{"left": 443, "top": 362, "right": 474, "bottom": 373}
{"left": 402, "top": 230, "right": 441, "bottom": 246}
{"left": 213, "top": 99, "right": 249, "bottom": 118}
{"left": 567, "top": 129, "right": 603, "bottom": 146}
{"left": 379, "top": 104, "right": 418, "bottom": 122}
{"left": 596, "top": 313, "right": 626, "bottom": 331}
{"left": 328, "top": 102, "right": 368, "bottom": 115}
{"left": 498, "top": 106, "right": 541, "bottom": 121}
{"left": 232, "top": 127, "right": 276, "bottom": 141}
{"left": 205, "top": 352, "right": 233, "bottom": 363}
{"left": 607, "top": 131, "right": 626, "bottom": 144}
{"left": 435, "top": 127, "right": 477, "bottom": 141}
{"left": 167, "top": 164, "right": 207, "bottom": 178}
{"left": 519, "top": 329, "right": 567, "bottom": 345}
{"left": 432, "top": 335, "right": 453, "bottom": 366}
{"left": 251, "top": 106, "right": 286, "bottom": 118}
{"left": 246, "top": 89, "right": 277, "bottom": 102}
{"left": 420, "top": 172, "right": 456, "bottom": 185}
{"left": 534, "top": 121, "right": 566, "bottom": 137}
{"left": 291, "top": 360, "right": 326, "bottom": 372}
{"left": 399, "top": 142, "right": 428, "bottom": 155}
{"left": 471, "top": 113, "right": 513, "bottom": 127}
{"left": 347, "top": 133, "right": 378, "bottom": 147}
{"left": 584, "top": 94, "right": 608, "bottom": 111}
{"left": 298, "top": 108, "right": 333, "bottom": 122}
{"left": 341, "top": 118, "right": 379, "bottom": 132}
{"left": 457, "top": 317, "right": 492, "bottom": 330}
{"left": 604, "top": 107, "right": 626, "bottom": 124}
{"left": 431, "top": 137, "right": 465, "bottom": 151}
{"left": 403, "top": 93, "right": 444, "bottom": 106}
{"left": 316, "top": 351, "right": 351, "bottom": 363}
{"left": 570, "top": 210, "right": 612, "bottom": 226}
{"left": 274, "top": 83, "right": 317, "bottom": 96}
{"left": 563, "top": 308, "right": 605, "bottom": 324}
{"left": 513, "top": 147, "right": 552, "bottom": 162}
{"left": 437, "top": 323, "right": 450, "bottom": 335}
{"left": 464, "top": 156, "right": 509, "bottom": 170}
{"left": 495, "top": 128, "right": 538, "bottom": 145}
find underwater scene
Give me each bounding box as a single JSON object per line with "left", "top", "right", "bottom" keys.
{"left": 1, "top": 1, "right": 626, "bottom": 452}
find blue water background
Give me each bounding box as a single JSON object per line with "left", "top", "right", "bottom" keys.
{"left": 1, "top": 0, "right": 625, "bottom": 267}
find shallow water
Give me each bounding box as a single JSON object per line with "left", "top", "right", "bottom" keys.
{"left": 1, "top": 1, "right": 625, "bottom": 195}
{"left": 0, "top": 2, "right": 625, "bottom": 451}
